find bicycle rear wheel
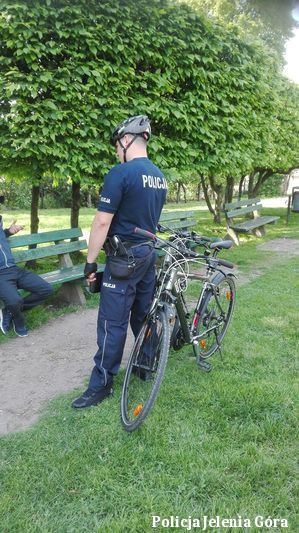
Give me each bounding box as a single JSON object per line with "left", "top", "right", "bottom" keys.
{"left": 195, "top": 275, "right": 235, "bottom": 358}
{"left": 121, "top": 308, "right": 170, "bottom": 432}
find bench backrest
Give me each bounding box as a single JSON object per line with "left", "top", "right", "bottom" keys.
{"left": 159, "top": 210, "right": 197, "bottom": 231}
{"left": 224, "top": 198, "right": 262, "bottom": 219}
{"left": 8, "top": 228, "right": 87, "bottom": 263}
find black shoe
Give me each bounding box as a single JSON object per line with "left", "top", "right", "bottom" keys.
{"left": 132, "top": 365, "right": 152, "bottom": 382}
{"left": 71, "top": 384, "right": 113, "bottom": 409}
{"left": 13, "top": 321, "right": 28, "bottom": 337}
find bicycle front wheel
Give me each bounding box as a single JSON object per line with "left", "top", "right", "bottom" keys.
{"left": 195, "top": 275, "right": 236, "bottom": 358}
{"left": 121, "top": 308, "right": 170, "bottom": 432}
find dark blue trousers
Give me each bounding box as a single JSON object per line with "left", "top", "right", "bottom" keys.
{"left": 0, "top": 265, "right": 53, "bottom": 319}
{"left": 88, "top": 245, "right": 156, "bottom": 391}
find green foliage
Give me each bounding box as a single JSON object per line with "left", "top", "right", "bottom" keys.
{"left": 0, "top": 178, "right": 32, "bottom": 209}
{"left": 259, "top": 174, "right": 283, "bottom": 198}
{"left": 0, "top": 0, "right": 297, "bottom": 200}
{"left": 180, "top": 0, "right": 298, "bottom": 59}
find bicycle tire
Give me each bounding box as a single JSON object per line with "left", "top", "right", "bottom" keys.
{"left": 195, "top": 274, "right": 236, "bottom": 358}
{"left": 121, "top": 308, "right": 170, "bottom": 432}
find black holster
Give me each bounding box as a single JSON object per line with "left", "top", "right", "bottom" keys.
{"left": 104, "top": 235, "right": 136, "bottom": 279}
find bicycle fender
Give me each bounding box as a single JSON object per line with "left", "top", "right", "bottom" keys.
{"left": 210, "top": 271, "right": 237, "bottom": 286}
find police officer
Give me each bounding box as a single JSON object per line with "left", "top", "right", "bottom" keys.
{"left": 72, "top": 115, "right": 167, "bottom": 408}
{"left": 0, "top": 194, "right": 53, "bottom": 337}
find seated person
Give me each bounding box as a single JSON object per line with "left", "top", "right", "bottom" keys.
{"left": 0, "top": 194, "right": 53, "bottom": 337}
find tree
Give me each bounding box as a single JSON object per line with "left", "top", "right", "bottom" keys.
{"left": 179, "top": 0, "right": 299, "bottom": 60}
{"left": 0, "top": 0, "right": 296, "bottom": 229}
{"left": 247, "top": 78, "right": 299, "bottom": 198}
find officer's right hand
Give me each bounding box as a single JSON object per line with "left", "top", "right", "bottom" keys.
{"left": 84, "top": 262, "right": 97, "bottom": 281}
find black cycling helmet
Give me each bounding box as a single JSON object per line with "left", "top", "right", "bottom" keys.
{"left": 111, "top": 115, "right": 151, "bottom": 146}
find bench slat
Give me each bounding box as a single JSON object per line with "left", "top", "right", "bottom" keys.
{"left": 8, "top": 228, "right": 83, "bottom": 248}
{"left": 224, "top": 198, "right": 260, "bottom": 210}
{"left": 231, "top": 216, "right": 280, "bottom": 232}
{"left": 226, "top": 204, "right": 262, "bottom": 218}
{"left": 159, "top": 210, "right": 195, "bottom": 222}
{"left": 40, "top": 263, "right": 104, "bottom": 285}
{"left": 164, "top": 220, "right": 197, "bottom": 230}
{"left": 13, "top": 240, "right": 87, "bottom": 263}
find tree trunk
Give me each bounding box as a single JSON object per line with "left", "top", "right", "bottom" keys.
{"left": 200, "top": 175, "right": 215, "bottom": 216}
{"left": 209, "top": 177, "right": 224, "bottom": 224}
{"left": 25, "top": 184, "right": 40, "bottom": 269}
{"left": 251, "top": 169, "right": 273, "bottom": 197}
{"left": 30, "top": 185, "right": 40, "bottom": 234}
{"left": 71, "top": 180, "right": 81, "bottom": 229}
{"left": 181, "top": 183, "right": 187, "bottom": 203}
{"left": 225, "top": 176, "right": 234, "bottom": 204}
{"left": 248, "top": 171, "right": 256, "bottom": 198}
{"left": 238, "top": 175, "right": 246, "bottom": 200}
{"left": 87, "top": 192, "right": 92, "bottom": 208}
{"left": 40, "top": 189, "right": 44, "bottom": 209}
{"left": 175, "top": 182, "right": 180, "bottom": 203}
{"left": 197, "top": 183, "right": 201, "bottom": 201}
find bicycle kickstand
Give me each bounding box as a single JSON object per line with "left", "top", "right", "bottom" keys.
{"left": 214, "top": 330, "right": 223, "bottom": 361}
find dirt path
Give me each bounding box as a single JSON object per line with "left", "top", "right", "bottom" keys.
{"left": 0, "top": 310, "right": 134, "bottom": 436}
{"left": 1, "top": 238, "right": 298, "bottom": 437}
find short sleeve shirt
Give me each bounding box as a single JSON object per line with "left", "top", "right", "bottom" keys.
{"left": 97, "top": 157, "right": 167, "bottom": 243}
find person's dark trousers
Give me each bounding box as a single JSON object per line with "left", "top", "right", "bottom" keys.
{"left": 0, "top": 265, "right": 53, "bottom": 319}
{"left": 88, "top": 245, "right": 156, "bottom": 391}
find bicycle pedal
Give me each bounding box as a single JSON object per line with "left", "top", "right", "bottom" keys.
{"left": 132, "top": 365, "right": 152, "bottom": 382}
{"left": 197, "top": 357, "right": 212, "bottom": 372}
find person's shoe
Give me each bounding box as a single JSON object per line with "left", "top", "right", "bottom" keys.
{"left": 12, "top": 316, "right": 28, "bottom": 337}
{"left": 71, "top": 384, "right": 113, "bottom": 409}
{"left": 0, "top": 308, "right": 13, "bottom": 335}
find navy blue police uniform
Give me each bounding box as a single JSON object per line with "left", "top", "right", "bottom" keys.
{"left": 0, "top": 215, "right": 53, "bottom": 323}
{"left": 88, "top": 157, "right": 167, "bottom": 391}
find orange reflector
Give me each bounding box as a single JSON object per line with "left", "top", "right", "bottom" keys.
{"left": 133, "top": 404, "right": 143, "bottom": 417}
{"left": 226, "top": 291, "right": 231, "bottom": 300}
{"left": 200, "top": 339, "right": 207, "bottom": 349}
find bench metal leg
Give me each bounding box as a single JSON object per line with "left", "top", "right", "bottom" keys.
{"left": 58, "top": 281, "right": 86, "bottom": 305}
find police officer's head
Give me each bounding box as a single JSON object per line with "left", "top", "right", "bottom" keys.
{"left": 111, "top": 115, "right": 151, "bottom": 163}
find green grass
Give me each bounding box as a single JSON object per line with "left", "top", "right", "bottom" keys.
{"left": 0, "top": 203, "right": 298, "bottom": 531}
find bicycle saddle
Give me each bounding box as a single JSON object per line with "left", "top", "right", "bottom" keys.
{"left": 209, "top": 240, "right": 233, "bottom": 250}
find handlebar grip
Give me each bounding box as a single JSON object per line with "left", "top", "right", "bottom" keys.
{"left": 217, "top": 259, "right": 234, "bottom": 269}
{"left": 134, "top": 227, "right": 157, "bottom": 240}
{"left": 185, "top": 250, "right": 198, "bottom": 258}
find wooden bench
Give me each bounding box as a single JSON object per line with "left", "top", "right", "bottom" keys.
{"left": 223, "top": 198, "right": 280, "bottom": 245}
{"left": 158, "top": 209, "right": 198, "bottom": 232}
{"left": 5, "top": 228, "right": 103, "bottom": 306}
{"left": 1, "top": 210, "right": 198, "bottom": 309}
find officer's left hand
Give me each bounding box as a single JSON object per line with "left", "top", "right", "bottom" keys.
{"left": 8, "top": 220, "right": 24, "bottom": 235}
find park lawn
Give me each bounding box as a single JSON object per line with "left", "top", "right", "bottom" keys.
{"left": 0, "top": 206, "right": 298, "bottom": 531}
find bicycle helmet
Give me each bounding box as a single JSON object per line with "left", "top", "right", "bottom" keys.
{"left": 111, "top": 115, "right": 151, "bottom": 146}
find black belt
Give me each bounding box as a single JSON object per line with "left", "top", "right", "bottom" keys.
{"left": 122, "top": 240, "right": 153, "bottom": 250}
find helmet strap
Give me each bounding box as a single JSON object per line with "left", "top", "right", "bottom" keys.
{"left": 119, "top": 134, "right": 138, "bottom": 162}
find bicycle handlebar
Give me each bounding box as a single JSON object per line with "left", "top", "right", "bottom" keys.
{"left": 134, "top": 227, "right": 234, "bottom": 269}
{"left": 134, "top": 227, "right": 157, "bottom": 240}
{"left": 215, "top": 258, "right": 234, "bottom": 269}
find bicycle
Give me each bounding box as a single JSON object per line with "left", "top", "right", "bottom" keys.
{"left": 120, "top": 226, "right": 236, "bottom": 432}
